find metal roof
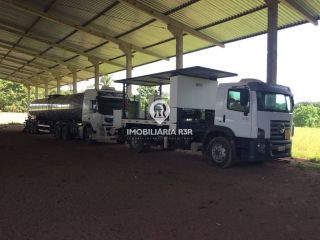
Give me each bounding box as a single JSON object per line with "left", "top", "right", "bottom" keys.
{"left": 0, "top": 0, "right": 319, "bottom": 88}
{"left": 115, "top": 66, "right": 237, "bottom": 86}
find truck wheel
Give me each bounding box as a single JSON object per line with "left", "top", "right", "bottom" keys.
{"left": 207, "top": 137, "right": 234, "bottom": 168}
{"left": 61, "top": 125, "right": 70, "bottom": 141}
{"left": 26, "top": 121, "right": 32, "bottom": 133}
{"left": 31, "top": 122, "right": 38, "bottom": 134}
{"left": 84, "top": 126, "right": 94, "bottom": 144}
{"left": 54, "top": 125, "right": 62, "bottom": 139}
{"left": 129, "top": 136, "right": 144, "bottom": 153}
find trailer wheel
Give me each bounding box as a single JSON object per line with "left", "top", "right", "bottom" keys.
{"left": 31, "top": 122, "right": 38, "bottom": 134}
{"left": 207, "top": 137, "right": 234, "bottom": 168}
{"left": 61, "top": 125, "right": 70, "bottom": 141}
{"left": 54, "top": 125, "right": 62, "bottom": 139}
{"left": 129, "top": 136, "right": 144, "bottom": 153}
{"left": 84, "top": 126, "right": 94, "bottom": 144}
{"left": 25, "top": 121, "right": 32, "bottom": 133}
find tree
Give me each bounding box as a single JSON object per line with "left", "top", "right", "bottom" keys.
{"left": 136, "top": 86, "right": 158, "bottom": 111}
{"left": 86, "top": 75, "right": 113, "bottom": 90}
{"left": 100, "top": 75, "right": 112, "bottom": 87}
{"left": 0, "top": 80, "right": 44, "bottom": 112}
{"left": 293, "top": 103, "right": 320, "bottom": 128}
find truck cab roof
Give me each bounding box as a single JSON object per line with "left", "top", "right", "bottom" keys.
{"left": 219, "top": 79, "right": 293, "bottom": 96}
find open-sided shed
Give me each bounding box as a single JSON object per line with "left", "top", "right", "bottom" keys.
{"left": 0, "top": 0, "right": 319, "bottom": 99}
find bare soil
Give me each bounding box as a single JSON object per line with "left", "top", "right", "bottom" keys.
{"left": 1, "top": 125, "right": 320, "bottom": 240}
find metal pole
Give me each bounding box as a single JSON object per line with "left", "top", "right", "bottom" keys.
{"left": 94, "top": 63, "right": 99, "bottom": 91}
{"left": 35, "top": 86, "right": 38, "bottom": 99}
{"left": 126, "top": 53, "right": 133, "bottom": 97}
{"left": 89, "top": 58, "right": 100, "bottom": 91}
{"left": 56, "top": 77, "right": 61, "bottom": 94}
{"left": 266, "top": 0, "right": 278, "bottom": 84}
{"left": 44, "top": 81, "right": 48, "bottom": 97}
{"left": 168, "top": 24, "right": 183, "bottom": 69}
{"left": 27, "top": 85, "right": 30, "bottom": 111}
{"left": 120, "top": 44, "right": 133, "bottom": 98}
{"left": 122, "top": 82, "right": 126, "bottom": 118}
{"left": 72, "top": 70, "right": 77, "bottom": 94}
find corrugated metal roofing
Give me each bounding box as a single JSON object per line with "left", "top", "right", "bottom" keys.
{"left": 0, "top": 0, "right": 319, "bottom": 88}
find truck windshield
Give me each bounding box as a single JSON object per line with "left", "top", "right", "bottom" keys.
{"left": 256, "top": 92, "right": 293, "bottom": 113}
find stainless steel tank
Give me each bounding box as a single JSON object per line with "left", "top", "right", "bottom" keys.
{"left": 29, "top": 93, "right": 84, "bottom": 122}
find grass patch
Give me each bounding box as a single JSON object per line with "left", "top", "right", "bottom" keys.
{"left": 294, "top": 161, "right": 320, "bottom": 172}
{"left": 292, "top": 127, "right": 320, "bottom": 162}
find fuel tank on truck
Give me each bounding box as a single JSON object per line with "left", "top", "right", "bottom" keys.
{"left": 29, "top": 93, "right": 84, "bottom": 122}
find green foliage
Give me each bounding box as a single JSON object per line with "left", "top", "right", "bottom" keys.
{"left": 0, "top": 80, "right": 44, "bottom": 112}
{"left": 293, "top": 103, "right": 320, "bottom": 128}
{"left": 100, "top": 75, "right": 112, "bottom": 87}
{"left": 86, "top": 75, "right": 113, "bottom": 90}
{"left": 136, "top": 86, "right": 158, "bottom": 110}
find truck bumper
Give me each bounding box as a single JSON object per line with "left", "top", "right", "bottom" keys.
{"left": 245, "top": 139, "right": 291, "bottom": 162}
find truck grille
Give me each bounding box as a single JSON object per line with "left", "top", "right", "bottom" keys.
{"left": 270, "top": 120, "right": 291, "bottom": 140}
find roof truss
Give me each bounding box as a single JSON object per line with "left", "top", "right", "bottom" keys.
{"left": 280, "top": 0, "right": 318, "bottom": 26}
{"left": 0, "top": 0, "right": 169, "bottom": 60}
{"left": 118, "top": 0, "right": 224, "bottom": 47}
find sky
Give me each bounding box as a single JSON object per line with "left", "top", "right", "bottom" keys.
{"left": 73, "top": 22, "right": 320, "bottom": 103}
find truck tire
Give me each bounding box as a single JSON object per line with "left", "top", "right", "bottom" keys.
{"left": 84, "top": 126, "right": 94, "bottom": 144}
{"left": 129, "top": 135, "right": 144, "bottom": 153}
{"left": 54, "top": 125, "right": 62, "bottom": 139}
{"left": 31, "top": 122, "right": 38, "bottom": 134}
{"left": 61, "top": 125, "right": 70, "bottom": 141}
{"left": 207, "top": 137, "right": 234, "bottom": 168}
{"left": 25, "top": 121, "right": 32, "bottom": 133}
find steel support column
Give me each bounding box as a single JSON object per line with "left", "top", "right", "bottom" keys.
{"left": 120, "top": 45, "right": 133, "bottom": 97}
{"left": 89, "top": 58, "right": 100, "bottom": 91}
{"left": 266, "top": 0, "right": 278, "bottom": 84}
{"left": 35, "top": 85, "right": 38, "bottom": 99}
{"left": 44, "top": 81, "right": 48, "bottom": 97}
{"left": 69, "top": 68, "right": 78, "bottom": 94}
{"left": 27, "top": 85, "right": 30, "bottom": 110}
{"left": 168, "top": 24, "right": 184, "bottom": 69}
{"left": 56, "top": 77, "right": 61, "bottom": 94}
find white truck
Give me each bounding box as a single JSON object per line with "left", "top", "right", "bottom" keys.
{"left": 114, "top": 66, "right": 294, "bottom": 168}
{"left": 25, "top": 87, "right": 124, "bottom": 143}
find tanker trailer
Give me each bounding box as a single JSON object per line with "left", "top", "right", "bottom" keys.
{"left": 24, "top": 88, "right": 124, "bottom": 143}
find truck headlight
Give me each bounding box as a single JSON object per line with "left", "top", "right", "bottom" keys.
{"left": 258, "top": 128, "right": 265, "bottom": 139}
{"left": 257, "top": 141, "right": 266, "bottom": 153}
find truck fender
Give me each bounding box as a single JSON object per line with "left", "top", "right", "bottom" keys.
{"left": 202, "top": 126, "right": 235, "bottom": 150}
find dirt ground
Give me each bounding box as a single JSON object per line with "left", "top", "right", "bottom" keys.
{"left": 1, "top": 125, "right": 320, "bottom": 240}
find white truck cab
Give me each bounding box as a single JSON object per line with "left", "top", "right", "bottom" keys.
{"left": 214, "top": 79, "right": 293, "bottom": 162}
{"left": 114, "top": 66, "right": 294, "bottom": 168}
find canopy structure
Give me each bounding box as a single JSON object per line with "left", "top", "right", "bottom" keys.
{"left": 0, "top": 0, "right": 319, "bottom": 94}
{"left": 115, "top": 66, "right": 237, "bottom": 86}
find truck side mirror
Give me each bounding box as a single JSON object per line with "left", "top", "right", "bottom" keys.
{"left": 240, "top": 89, "right": 249, "bottom": 106}
{"left": 90, "top": 100, "right": 97, "bottom": 113}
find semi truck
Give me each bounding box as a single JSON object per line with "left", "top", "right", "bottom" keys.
{"left": 24, "top": 87, "right": 124, "bottom": 143}
{"left": 113, "top": 66, "right": 294, "bottom": 168}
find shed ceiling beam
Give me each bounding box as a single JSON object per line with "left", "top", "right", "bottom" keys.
{"left": 0, "top": 70, "right": 55, "bottom": 86}
{"left": 0, "top": 62, "right": 52, "bottom": 76}
{"left": 280, "top": 0, "right": 318, "bottom": 26}
{"left": 0, "top": 23, "right": 125, "bottom": 68}
{"left": 0, "top": 54, "right": 65, "bottom": 75}
{"left": 0, "top": 41, "right": 94, "bottom": 74}
{"left": 0, "top": 63, "right": 51, "bottom": 76}
{"left": 118, "top": 0, "right": 224, "bottom": 47}
{"left": 0, "top": 0, "right": 168, "bottom": 60}
{"left": 0, "top": 73, "right": 28, "bottom": 84}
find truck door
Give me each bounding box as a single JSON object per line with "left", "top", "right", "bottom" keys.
{"left": 217, "top": 88, "right": 252, "bottom": 138}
